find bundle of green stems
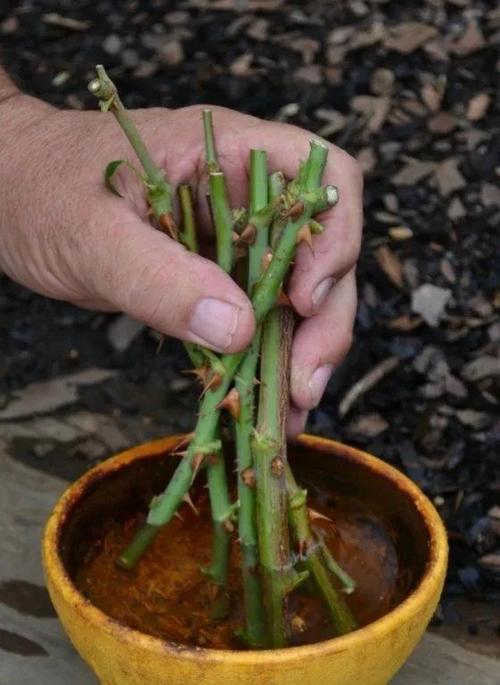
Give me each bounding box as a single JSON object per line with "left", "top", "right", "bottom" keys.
{"left": 89, "top": 65, "right": 357, "bottom": 648}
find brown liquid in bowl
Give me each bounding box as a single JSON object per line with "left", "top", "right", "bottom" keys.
{"left": 71, "top": 458, "right": 415, "bottom": 650}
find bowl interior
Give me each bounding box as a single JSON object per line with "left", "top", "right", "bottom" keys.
{"left": 58, "top": 438, "right": 430, "bottom": 622}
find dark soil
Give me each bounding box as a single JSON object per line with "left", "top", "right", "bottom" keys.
{"left": 0, "top": 0, "right": 499, "bottom": 641}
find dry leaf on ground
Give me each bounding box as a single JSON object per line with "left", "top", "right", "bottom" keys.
{"left": 466, "top": 92, "right": 491, "bottom": 121}
{"left": 0, "top": 369, "right": 117, "bottom": 420}
{"left": 452, "top": 21, "right": 486, "bottom": 56}
{"left": 391, "top": 159, "right": 436, "bottom": 186}
{"left": 434, "top": 158, "right": 466, "bottom": 197}
{"left": 384, "top": 22, "right": 438, "bottom": 54}
{"left": 374, "top": 245, "right": 404, "bottom": 288}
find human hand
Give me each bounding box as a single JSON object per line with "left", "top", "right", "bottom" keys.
{"left": 0, "top": 97, "right": 362, "bottom": 434}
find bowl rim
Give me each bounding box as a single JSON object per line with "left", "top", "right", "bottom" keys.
{"left": 43, "top": 433, "right": 448, "bottom": 665}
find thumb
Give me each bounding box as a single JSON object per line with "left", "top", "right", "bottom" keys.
{"left": 93, "top": 218, "right": 255, "bottom": 353}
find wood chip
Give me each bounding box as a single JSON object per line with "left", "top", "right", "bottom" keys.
{"left": 447, "top": 197, "right": 466, "bottom": 222}
{"left": 290, "top": 38, "right": 320, "bottom": 65}
{"left": 374, "top": 211, "right": 399, "bottom": 224}
{"left": 374, "top": 245, "right": 404, "bottom": 288}
{"left": 391, "top": 159, "right": 436, "bottom": 186}
{"left": 452, "top": 21, "right": 486, "bottom": 56}
{"left": 230, "top": 52, "right": 254, "bottom": 76}
{"left": 383, "top": 193, "right": 399, "bottom": 213}
{"left": 462, "top": 356, "right": 500, "bottom": 382}
{"left": 427, "top": 112, "right": 457, "bottom": 134}
{"left": 440, "top": 258, "right": 457, "bottom": 284}
{"left": 389, "top": 226, "right": 413, "bottom": 241}
{"left": 433, "top": 158, "right": 466, "bottom": 197}
{"left": 294, "top": 64, "right": 323, "bottom": 85}
{"left": 387, "top": 314, "right": 423, "bottom": 331}
{"left": 42, "top": 13, "right": 90, "bottom": 30}
{"left": 0, "top": 369, "right": 117, "bottom": 420}
{"left": 468, "top": 294, "right": 493, "bottom": 318}
{"left": 1, "top": 16, "right": 19, "bottom": 34}
{"left": 488, "top": 505, "right": 500, "bottom": 522}
{"left": 466, "top": 93, "right": 491, "bottom": 121}
{"left": 347, "top": 413, "right": 389, "bottom": 438}
{"left": 328, "top": 25, "right": 356, "bottom": 45}
{"left": 421, "top": 84, "right": 443, "bottom": 112}
{"left": 481, "top": 183, "right": 500, "bottom": 208}
{"left": 456, "top": 409, "right": 491, "bottom": 429}
{"left": 356, "top": 146, "right": 377, "bottom": 174}
{"left": 107, "top": 315, "right": 145, "bottom": 353}
{"left": 351, "top": 95, "right": 390, "bottom": 132}
{"left": 339, "top": 357, "right": 399, "bottom": 417}
{"left": 370, "top": 68, "right": 395, "bottom": 96}
{"left": 246, "top": 18, "right": 269, "bottom": 41}
{"left": 479, "top": 553, "right": 500, "bottom": 570}
{"left": 384, "top": 22, "right": 438, "bottom": 54}
{"left": 411, "top": 284, "right": 451, "bottom": 327}
{"left": 157, "top": 39, "right": 184, "bottom": 65}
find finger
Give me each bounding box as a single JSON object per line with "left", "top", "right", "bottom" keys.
{"left": 286, "top": 405, "right": 308, "bottom": 438}
{"left": 287, "top": 151, "right": 362, "bottom": 318}
{"left": 85, "top": 212, "right": 255, "bottom": 353}
{"left": 213, "top": 112, "right": 362, "bottom": 318}
{"left": 290, "top": 269, "right": 357, "bottom": 410}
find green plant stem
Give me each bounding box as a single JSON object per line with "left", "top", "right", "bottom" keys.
{"left": 253, "top": 306, "right": 293, "bottom": 647}
{"left": 209, "top": 171, "right": 234, "bottom": 274}
{"left": 202, "top": 109, "right": 233, "bottom": 273}
{"left": 89, "top": 68, "right": 205, "bottom": 375}
{"left": 202, "top": 109, "right": 218, "bottom": 172}
{"left": 286, "top": 464, "right": 357, "bottom": 635}
{"left": 252, "top": 142, "right": 337, "bottom": 321}
{"left": 117, "top": 366, "right": 237, "bottom": 569}
{"left": 178, "top": 184, "right": 199, "bottom": 253}
{"left": 316, "top": 536, "right": 357, "bottom": 595}
{"left": 268, "top": 171, "right": 286, "bottom": 248}
{"left": 234, "top": 149, "right": 269, "bottom": 647}
{"left": 118, "top": 143, "right": 338, "bottom": 569}
{"left": 176, "top": 184, "right": 205, "bottom": 368}
{"left": 88, "top": 65, "right": 173, "bottom": 222}
{"left": 202, "top": 436, "right": 233, "bottom": 620}
{"left": 199, "top": 116, "right": 236, "bottom": 617}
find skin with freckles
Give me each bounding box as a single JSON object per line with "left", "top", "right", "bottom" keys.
{"left": 0, "top": 82, "right": 362, "bottom": 436}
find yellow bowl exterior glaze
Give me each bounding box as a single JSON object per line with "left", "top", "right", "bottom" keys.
{"left": 43, "top": 435, "right": 448, "bottom": 685}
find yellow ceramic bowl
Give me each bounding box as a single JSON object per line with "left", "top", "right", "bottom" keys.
{"left": 43, "top": 434, "right": 448, "bottom": 685}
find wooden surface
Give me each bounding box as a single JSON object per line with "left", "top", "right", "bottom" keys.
{"left": 1, "top": 447, "right": 498, "bottom": 685}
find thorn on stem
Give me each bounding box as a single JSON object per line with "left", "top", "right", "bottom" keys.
{"left": 284, "top": 201, "right": 304, "bottom": 220}
{"left": 261, "top": 250, "right": 273, "bottom": 272}
{"left": 159, "top": 212, "right": 178, "bottom": 240}
{"left": 223, "top": 518, "right": 235, "bottom": 533}
{"left": 241, "top": 467, "right": 256, "bottom": 488}
{"left": 191, "top": 453, "right": 206, "bottom": 483}
{"left": 237, "top": 223, "right": 257, "bottom": 246}
{"left": 271, "top": 457, "right": 285, "bottom": 477}
{"left": 298, "top": 539, "right": 309, "bottom": 559}
{"left": 308, "top": 507, "right": 333, "bottom": 523}
{"left": 185, "top": 366, "right": 223, "bottom": 392}
{"left": 296, "top": 224, "right": 314, "bottom": 252}
{"left": 276, "top": 289, "right": 292, "bottom": 306}
{"left": 182, "top": 493, "right": 199, "bottom": 515}
{"left": 216, "top": 387, "right": 241, "bottom": 420}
